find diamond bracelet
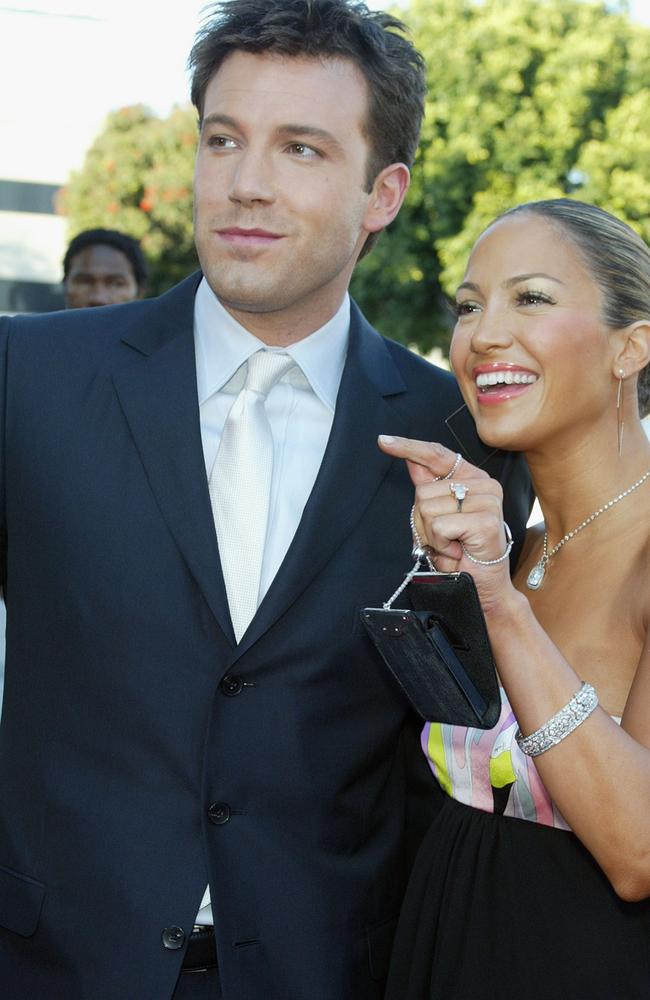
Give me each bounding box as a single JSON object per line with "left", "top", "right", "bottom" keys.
{"left": 515, "top": 682, "right": 599, "bottom": 757}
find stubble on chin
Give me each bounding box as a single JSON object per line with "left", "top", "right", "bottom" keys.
{"left": 201, "top": 261, "right": 282, "bottom": 316}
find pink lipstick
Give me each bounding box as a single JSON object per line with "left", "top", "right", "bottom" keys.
{"left": 472, "top": 363, "right": 539, "bottom": 406}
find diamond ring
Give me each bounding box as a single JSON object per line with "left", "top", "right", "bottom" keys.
{"left": 449, "top": 481, "right": 469, "bottom": 512}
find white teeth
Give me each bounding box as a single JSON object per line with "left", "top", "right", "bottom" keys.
{"left": 475, "top": 371, "right": 538, "bottom": 388}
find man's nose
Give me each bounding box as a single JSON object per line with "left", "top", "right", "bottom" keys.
{"left": 228, "top": 149, "right": 275, "bottom": 205}
{"left": 87, "top": 285, "right": 113, "bottom": 307}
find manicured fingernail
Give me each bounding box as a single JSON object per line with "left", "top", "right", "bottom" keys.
{"left": 378, "top": 435, "right": 395, "bottom": 444}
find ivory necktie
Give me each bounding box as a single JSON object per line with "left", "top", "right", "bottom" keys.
{"left": 209, "top": 350, "right": 295, "bottom": 642}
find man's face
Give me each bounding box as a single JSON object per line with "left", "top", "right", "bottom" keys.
{"left": 64, "top": 245, "right": 141, "bottom": 308}
{"left": 193, "top": 51, "right": 392, "bottom": 342}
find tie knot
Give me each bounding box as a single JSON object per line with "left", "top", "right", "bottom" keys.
{"left": 245, "top": 350, "right": 294, "bottom": 397}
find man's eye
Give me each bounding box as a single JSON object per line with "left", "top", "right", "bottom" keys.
{"left": 207, "top": 135, "right": 237, "bottom": 149}
{"left": 287, "top": 143, "right": 319, "bottom": 159}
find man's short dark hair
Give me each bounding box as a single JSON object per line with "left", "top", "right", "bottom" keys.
{"left": 63, "top": 229, "right": 148, "bottom": 288}
{"left": 188, "top": 0, "right": 426, "bottom": 189}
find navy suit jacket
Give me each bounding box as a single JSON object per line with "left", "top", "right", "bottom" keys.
{"left": 0, "top": 274, "right": 532, "bottom": 999}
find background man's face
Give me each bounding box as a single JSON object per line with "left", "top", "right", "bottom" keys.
{"left": 64, "top": 245, "right": 141, "bottom": 308}
{"left": 193, "top": 51, "right": 377, "bottom": 338}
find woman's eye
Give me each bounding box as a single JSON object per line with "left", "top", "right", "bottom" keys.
{"left": 516, "top": 290, "right": 555, "bottom": 306}
{"left": 454, "top": 300, "right": 480, "bottom": 316}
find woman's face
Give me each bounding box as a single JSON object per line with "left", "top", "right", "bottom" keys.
{"left": 449, "top": 213, "right": 615, "bottom": 453}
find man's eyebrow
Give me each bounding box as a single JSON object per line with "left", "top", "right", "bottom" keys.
{"left": 69, "top": 270, "right": 129, "bottom": 279}
{"left": 201, "top": 113, "right": 239, "bottom": 131}
{"left": 275, "top": 124, "right": 343, "bottom": 151}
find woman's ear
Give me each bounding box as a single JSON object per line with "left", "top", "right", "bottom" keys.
{"left": 612, "top": 320, "right": 650, "bottom": 379}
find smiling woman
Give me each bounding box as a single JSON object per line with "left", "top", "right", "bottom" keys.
{"left": 451, "top": 201, "right": 650, "bottom": 451}
{"left": 380, "top": 199, "right": 650, "bottom": 1000}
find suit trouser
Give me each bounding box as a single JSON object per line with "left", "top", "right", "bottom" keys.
{"left": 172, "top": 967, "right": 222, "bottom": 999}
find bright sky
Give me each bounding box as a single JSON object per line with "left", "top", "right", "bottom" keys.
{"left": 1, "top": 0, "right": 649, "bottom": 183}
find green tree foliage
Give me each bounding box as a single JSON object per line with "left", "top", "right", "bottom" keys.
{"left": 62, "top": 105, "right": 199, "bottom": 295}
{"left": 351, "top": 0, "right": 650, "bottom": 352}
{"left": 64, "top": 1, "right": 650, "bottom": 351}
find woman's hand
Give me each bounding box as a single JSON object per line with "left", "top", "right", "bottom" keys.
{"left": 378, "top": 435, "right": 516, "bottom": 615}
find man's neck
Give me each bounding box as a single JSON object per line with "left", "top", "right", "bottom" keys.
{"left": 217, "top": 293, "right": 350, "bottom": 347}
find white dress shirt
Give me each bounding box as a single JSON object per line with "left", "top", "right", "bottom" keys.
{"left": 193, "top": 277, "right": 349, "bottom": 923}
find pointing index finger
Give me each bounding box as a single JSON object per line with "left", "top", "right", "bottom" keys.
{"left": 378, "top": 435, "right": 478, "bottom": 483}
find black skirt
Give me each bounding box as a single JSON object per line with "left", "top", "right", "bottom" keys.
{"left": 386, "top": 795, "right": 650, "bottom": 999}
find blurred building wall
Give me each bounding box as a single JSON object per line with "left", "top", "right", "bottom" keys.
{"left": 0, "top": 178, "right": 65, "bottom": 314}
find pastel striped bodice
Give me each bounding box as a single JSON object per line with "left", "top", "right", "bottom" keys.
{"left": 422, "top": 688, "right": 620, "bottom": 831}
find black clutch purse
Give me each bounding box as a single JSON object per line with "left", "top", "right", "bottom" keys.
{"left": 361, "top": 570, "right": 500, "bottom": 729}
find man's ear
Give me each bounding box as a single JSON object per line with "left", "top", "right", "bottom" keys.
{"left": 362, "top": 163, "right": 410, "bottom": 235}
{"left": 613, "top": 320, "right": 650, "bottom": 379}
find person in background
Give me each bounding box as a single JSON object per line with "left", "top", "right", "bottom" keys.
{"left": 62, "top": 227, "right": 148, "bottom": 308}
{"left": 381, "top": 199, "right": 650, "bottom": 1000}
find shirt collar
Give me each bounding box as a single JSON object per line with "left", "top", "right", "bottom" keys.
{"left": 194, "top": 277, "right": 349, "bottom": 411}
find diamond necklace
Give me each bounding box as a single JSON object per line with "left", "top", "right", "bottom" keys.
{"left": 526, "top": 468, "right": 650, "bottom": 590}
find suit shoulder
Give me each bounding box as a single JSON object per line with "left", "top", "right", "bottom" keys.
{"left": 349, "top": 301, "right": 462, "bottom": 416}
{"left": 382, "top": 336, "right": 451, "bottom": 377}
{"left": 2, "top": 298, "right": 149, "bottom": 351}
{"left": 381, "top": 335, "right": 460, "bottom": 402}
{"left": 1, "top": 274, "right": 199, "bottom": 365}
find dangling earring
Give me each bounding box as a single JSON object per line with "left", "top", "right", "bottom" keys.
{"left": 617, "top": 369, "right": 625, "bottom": 457}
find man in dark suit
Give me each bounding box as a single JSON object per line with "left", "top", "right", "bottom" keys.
{"left": 0, "top": 2, "right": 531, "bottom": 998}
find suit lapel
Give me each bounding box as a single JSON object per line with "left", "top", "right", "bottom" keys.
{"left": 233, "top": 305, "right": 412, "bottom": 659}
{"left": 110, "top": 281, "right": 511, "bottom": 658}
{"left": 112, "top": 274, "right": 235, "bottom": 644}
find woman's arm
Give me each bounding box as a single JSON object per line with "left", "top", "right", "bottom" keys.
{"left": 378, "top": 434, "right": 650, "bottom": 901}
{"left": 485, "top": 591, "right": 650, "bottom": 902}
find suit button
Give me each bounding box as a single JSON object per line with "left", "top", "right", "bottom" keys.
{"left": 162, "top": 926, "right": 186, "bottom": 950}
{"left": 208, "top": 802, "right": 231, "bottom": 825}
{"left": 220, "top": 674, "right": 244, "bottom": 696}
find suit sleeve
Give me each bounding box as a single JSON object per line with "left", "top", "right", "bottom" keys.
{"left": 0, "top": 318, "right": 9, "bottom": 591}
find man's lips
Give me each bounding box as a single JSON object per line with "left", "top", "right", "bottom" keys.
{"left": 216, "top": 227, "right": 284, "bottom": 246}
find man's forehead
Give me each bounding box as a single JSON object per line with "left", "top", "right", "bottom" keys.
{"left": 202, "top": 51, "right": 369, "bottom": 140}
{"left": 68, "top": 245, "right": 133, "bottom": 274}
{"left": 205, "top": 50, "right": 368, "bottom": 105}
